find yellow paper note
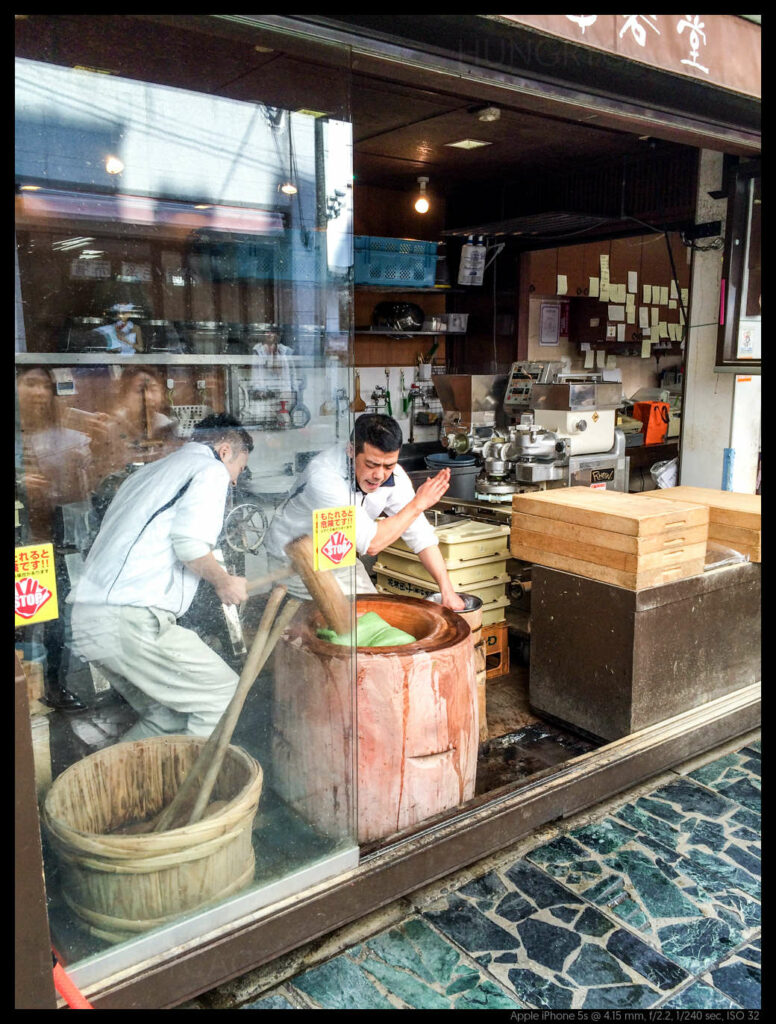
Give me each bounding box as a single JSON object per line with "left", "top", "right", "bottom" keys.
{"left": 589, "top": 276, "right": 599, "bottom": 297}
{"left": 641, "top": 336, "right": 652, "bottom": 358}
{"left": 556, "top": 274, "right": 568, "bottom": 295}
{"left": 312, "top": 506, "right": 357, "bottom": 572}
{"left": 642, "top": 284, "right": 652, "bottom": 304}
{"left": 15, "top": 543, "right": 59, "bottom": 627}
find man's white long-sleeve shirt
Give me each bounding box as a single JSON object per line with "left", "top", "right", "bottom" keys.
{"left": 265, "top": 445, "right": 437, "bottom": 560}
{"left": 69, "top": 442, "right": 231, "bottom": 616}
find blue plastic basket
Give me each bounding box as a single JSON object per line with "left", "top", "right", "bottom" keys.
{"left": 354, "top": 236, "right": 437, "bottom": 287}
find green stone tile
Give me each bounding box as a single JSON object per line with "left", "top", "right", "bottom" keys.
{"left": 367, "top": 920, "right": 456, "bottom": 986}
{"left": 688, "top": 752, "right": 745, "bottom": 786}
{"left": 506, "top": 969, "right": 575, "bottom": 1010}
{"left": 572, "top": 820, "right": 638, "bottom": 855}
{"left": 453, "top": 980, "right": 523, "bottom": 1010}
{"left": 291, "top": 956, "right": 395, "bottom": 1009}
{"left": 614, "top": 849, "right": 705, "bottom": 919}
{"left": 580, "top": 984, "right": 659, "bottom": 1009}
{"left": 708, "top": 960, "right": 761, "bottom": 1009}
{"left": 661, "top": 980, "right": 739, "bottom": 1010}
{"left": 360, "top": 956, "right": 456, "bottom": 1010}
{"left": 566, "top": 944, "right": 632, "bottom": 986}
{"left": 615, "top": 803, "right": 681, "bottom": 850}
{"left": 241, "top": 989, "right": 297, "bottom": 1010}
{"left": 656, "top": 918, "right": 741, "bottom": 975}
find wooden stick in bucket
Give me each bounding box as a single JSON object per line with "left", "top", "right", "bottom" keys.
{"left": 285, "top": 534, "right": 352, "bottom": 636}
{"left": 185, "top": 594, "right": 302, "bottom": 825}
{"left": 152, "top": 586, "right": 289, "bottom": 833}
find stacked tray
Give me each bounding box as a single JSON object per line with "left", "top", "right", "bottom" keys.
{"left": 640, "top": 486, "right": 761, "bottom": 563}
{"left": 374, "top": 519, "right": 511, "bottom": 625}
{"left": 511, "top": 486, "right": 709, "bottom": 591}
{"left": 387, "top": 520, "right": 510, "bottom": 562}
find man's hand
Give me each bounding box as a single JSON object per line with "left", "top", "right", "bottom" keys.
{"left": 213, "top": 574, "right": 249, "bottom": 606}
{"left": 413, "top": 468, "right": 452, "bottom": 513}
{"left": 184, "top": 551, "right": 248, "bottom": 606}
{"left": 440, "top": 588, "right": 466, "bottom": 612}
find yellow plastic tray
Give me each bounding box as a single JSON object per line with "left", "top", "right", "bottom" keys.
{"left": 389, "top": 519, "right": 510, "bottom": 562}
{"left": 378, "top": 547, "right": 508, "bottom": 586}
{"left": 373, "top": 564, "right": 509, "bottom": 605}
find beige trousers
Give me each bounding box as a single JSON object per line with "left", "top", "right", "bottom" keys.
{"left": 70, "top": 603, "right": 238, "bottom": 739}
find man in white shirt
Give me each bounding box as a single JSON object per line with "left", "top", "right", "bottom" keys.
{"left": 68, "top": 414, "right": 252, "bottom": 740}
{"left": 265, "top": 413, "right": 465, "bottom": 610}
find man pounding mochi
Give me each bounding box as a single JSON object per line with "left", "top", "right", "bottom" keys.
{"left": 68, "top": 414, "right": 253, "bottom": 740}
{"left": 265, "top": 413, "right": 465, "bottom": 611}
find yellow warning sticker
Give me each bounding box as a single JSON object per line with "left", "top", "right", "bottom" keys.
{"left": 15, "top": 543, "right": 59, "bottom": 627}
{"left": 312, "top": 506, "right": 357, "bottom": 572}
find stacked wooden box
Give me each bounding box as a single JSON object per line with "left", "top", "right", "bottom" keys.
{"left": 374, "top": 520, "right": 511, "bottom": 627}
{"left": 511, "top": 486, "right": 709, "bottom": 591}
{"left": 640, "top": 486, "right": 761, "bottom": 563}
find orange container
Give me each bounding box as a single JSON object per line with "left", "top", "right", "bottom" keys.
{"left": 632, "top": 401, "right": 670, "bottom": 445}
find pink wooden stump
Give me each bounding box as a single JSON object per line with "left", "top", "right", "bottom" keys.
{"left": 272, "top": 595, "right": 478, "bottom": 844}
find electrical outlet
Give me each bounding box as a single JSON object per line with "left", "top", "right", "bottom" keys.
{"left": 166, "top": 379, "right": 175, "bottom": 391}
{"left": 197, "top": 379, "right": 207, "bottom": 390}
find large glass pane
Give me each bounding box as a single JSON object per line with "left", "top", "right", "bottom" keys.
{"left": 15, "top": 15, "right": 357, "bottom": 985}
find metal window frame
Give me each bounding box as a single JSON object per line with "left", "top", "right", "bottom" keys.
{"left": 715, "top": 159, "right": 762, "bottom": 372}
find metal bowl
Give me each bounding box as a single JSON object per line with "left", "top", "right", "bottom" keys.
{"left": 425, "top": 592, "right": 482, "bottom": 613}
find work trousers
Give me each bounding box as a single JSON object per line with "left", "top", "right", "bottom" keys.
{"left": 70, "top": 603, "right": 238, "bottom": 740}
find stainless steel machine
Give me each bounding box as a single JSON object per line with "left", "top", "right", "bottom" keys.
{"left": 434, "top": 364, "right": 630, "bottom": 503}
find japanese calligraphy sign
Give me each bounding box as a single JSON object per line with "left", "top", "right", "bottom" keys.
{"left": 499, "top": 15, "right": 760, "bottom": 99}
{"left": 15, "top": 543, "right": 59, "bottom": 627}
{"left": 312, "top": 506, "right": 357, "bottom": 572}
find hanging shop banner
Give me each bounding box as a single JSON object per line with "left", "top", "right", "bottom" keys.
{"left": 312, "top": 506, "right": 357, "bottom": 572}
{"left": 498, "top": 15, "right": 761, "bottom": 99}
{"left": 15, "top": 543, "right": 59, "bottom": 627}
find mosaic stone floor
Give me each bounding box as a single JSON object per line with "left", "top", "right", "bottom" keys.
{"left": 238, "top": 739, "right": 760, "bottom": 1011}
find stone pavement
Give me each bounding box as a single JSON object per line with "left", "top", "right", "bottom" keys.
{"left": 184, "top": 730, "right": 761, "bottom": 1011}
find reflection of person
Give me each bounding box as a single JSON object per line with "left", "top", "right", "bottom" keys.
{"left": 265, "top": 413, "right": 466, "bottom": 610}
{"left": 68, "top": 414, "right": 253, "bottom": 740}
{"left": 110, "top": 366, "right": 180, "bottom": 459}
{"left": 16, "top": 367, "right": 93, "bottom": 542}
{"left": 92, "top": 303, "right": 144, "bottom": 354}
{"left": 15, "top": 366, "right": 96, "bottom": 710}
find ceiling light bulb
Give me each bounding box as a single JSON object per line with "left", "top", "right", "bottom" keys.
{"left": 478, "top": 106, "right": 501, "bottom": 122}
{"left": 414, "top": 176, "right": 430, "bottom": 215}
{"left": 105, "top": 155, "right": 124, "bottom": 175}
{"left": 280, "top": 181, "right": 298, "bottom": 195}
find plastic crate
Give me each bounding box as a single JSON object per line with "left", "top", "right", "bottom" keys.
{"left": 354, "top": 235, "right": 437, "bottom": 287}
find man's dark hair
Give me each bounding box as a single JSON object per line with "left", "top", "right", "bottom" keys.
{"left": 352, "top": 413, "right": 403, "bottom": 455}
{"left": 193, "top": 412, "right": 254, "bottom": 453}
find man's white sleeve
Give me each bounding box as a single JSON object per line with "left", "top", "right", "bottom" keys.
{"left": 382, "top": 467, "right": 438, "bottom": 554}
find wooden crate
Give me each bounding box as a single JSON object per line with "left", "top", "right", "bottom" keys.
{"left": 641, "top": 486, "right": 761, "bottom": 562}
{"left": 483, "top": 620, "right": 509, "bottom": 680}
{"left": 511, "top": 487, "right": 709, "bottom": 591}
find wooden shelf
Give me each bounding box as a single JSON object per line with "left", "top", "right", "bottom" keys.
{"left": 355, "top": 285, "right": 460, "bottom": 294}
{"left": 355, "top": 329, "right": 464, "bottom": 336}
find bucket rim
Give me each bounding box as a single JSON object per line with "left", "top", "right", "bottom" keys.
{"left": 43, "top": 736, "right": 262, "bottom": 851}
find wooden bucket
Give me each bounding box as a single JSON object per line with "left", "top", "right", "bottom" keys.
{"left": 272, "top": 595, "right": 478, "bottom": 844}
{"left": 42, "top": 735, "right": 263, "bottom": 943}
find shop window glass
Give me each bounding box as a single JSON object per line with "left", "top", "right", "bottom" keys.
{"left": 15, "top": 16, "right": 358, "bottom": 986}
